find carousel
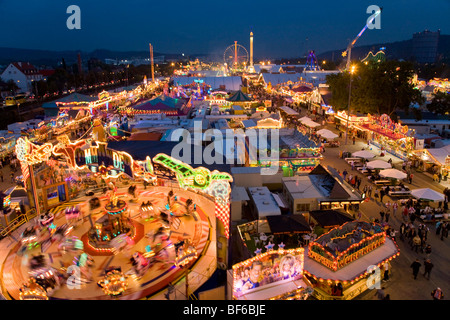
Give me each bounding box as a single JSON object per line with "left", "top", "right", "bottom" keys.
{"left": 1, "top": 132, "right": 231, "bottom": 300}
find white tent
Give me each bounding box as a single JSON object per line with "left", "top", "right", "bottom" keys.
{"left": 411, "top": 188, "right": 445, "bottom": 202}
{"left": 379, "top": 169, "right": 407, "bottom": 180}
{"left": 366, "top": 160, "right": 391, "bottom": 169}
{"left": 299, "top": 116, "right": 311, "bottom": 122}
{"left": 256, "top": 117, "right": 282, "bottom": 129}
{"left": 316, "top": 129, "right": 338, "bottom": 139}
{"left": 352, "top": 150, "right": 376, "bottom": 159}
{"left": 302, "top": 120, "right": 321, "bottom": 128}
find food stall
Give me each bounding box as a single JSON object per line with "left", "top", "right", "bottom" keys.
{"left": 303, "top": 221, "right": 400, "bottom": 300}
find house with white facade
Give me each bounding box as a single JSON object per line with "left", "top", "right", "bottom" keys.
{"left": 1, "top": 62, "right": 43, "bottom": 93}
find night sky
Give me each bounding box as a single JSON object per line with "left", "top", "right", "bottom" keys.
{"left": 0, "top": 0, "right": 449, "bottom": 58}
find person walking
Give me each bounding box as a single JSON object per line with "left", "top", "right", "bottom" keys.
{"left": 368, "top": 185, "right": 373, "bottom": 198}
{"left": 379, "top": 210, "right": 385, "bottom": 222}
{"left": 342, "top": 169, "right": 348, "bottom": 181}
{"left": 382, "top": 261, "right": 390, "bottom": 282}
{"left": 352, "top": 135, "right": 356, "bottom": 145}
{"left": 425, "top": 244, "right": 432, "bottom": 258}
{"left": 385, "top": 210, "right": 391, "bottom": 223}
{"left": 440, "top": 222, "right": 449, "bottom": 241}
{"left": 436, "top": 221, "right": 442, "bottom": 236}
{"left": 400, "top": 223, "right": 406, "bottom": 241}
{"left": 392, "top": 202, "right": 398, "bottom": 217}
{"left": 380, "top": 188, "right": 385, "bottom": 203}
{"left": 431, "top": 288, "right": 444, "bottom": 300}
{"left": 0, "top": 170, "right": 3, "bottom": 183}
{"left": 423, "top": 259, "right": 434, "bottom": 280}
{"left": 402, "top": 206, "right": 409, "bottom": 223}
{"left": 375, "top": 287, "right": 386, "bottom": 300}
{"left": 412, "top": 234, "right": 421, "bottom": 253}
{"left": 410, "top": 259, "right": 421, "bottom": 280}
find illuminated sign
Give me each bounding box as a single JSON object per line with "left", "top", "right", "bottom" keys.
{"left": 74, "top": 141, "right": 133, "bottom": 178}
{"left": 15, "top": 137, "right": 53, "bottom": 165}
{"left": 152, "top": 153, "right": 232, "bottom": 190}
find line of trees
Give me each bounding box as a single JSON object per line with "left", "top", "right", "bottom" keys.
{"left": 326, "top": 60, "right": 425, "bottom": 116}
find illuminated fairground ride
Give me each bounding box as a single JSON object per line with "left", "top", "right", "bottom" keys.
{"left": 304, "top": 50, "right": 321, "bottom": 71}
{"left": 224, "top": 41, "right": 249, "bottom": 72}
{"left": 1, "top": 135, "right": 233, "bottom": 300}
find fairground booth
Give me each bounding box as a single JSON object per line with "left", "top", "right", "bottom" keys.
{"left": 256, "top": 129, "right": 322, "bottom": 176}
{"left": 303, "top": 221, "right": 400, "bottom": 300}
{"left": 360, "top": 114, "right": 415, "bottom": 160}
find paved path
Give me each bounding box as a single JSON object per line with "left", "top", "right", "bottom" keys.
{"left": 318, "top": 122, "right": 450, "bottom": 300}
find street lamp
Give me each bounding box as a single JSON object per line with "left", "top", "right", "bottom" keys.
{"left": 345, "top": 65, "right": 356, "bottom": 145}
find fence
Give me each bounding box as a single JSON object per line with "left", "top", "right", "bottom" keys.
{"left": 0, "top": 208, "right": 37, "bottom": 238}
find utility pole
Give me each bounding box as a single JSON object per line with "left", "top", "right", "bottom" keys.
{"left": 149, "top": 43, "right": 155, "bottom": 82}
{"left": 345, "top": 66, "right": 356, "bottom": 145}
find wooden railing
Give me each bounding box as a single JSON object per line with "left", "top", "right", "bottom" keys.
{"left": 0, "top": 209, "right": 37, "bottom": 238}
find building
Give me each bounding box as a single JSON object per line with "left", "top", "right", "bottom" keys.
{"left": 397, "top": 111, "right": 450, "bottom": 137}
{"left": 281, "top": 165, "right": 364, "bottom": 216}
{"left": 412, "top": 30, "right": 440, "bottom": 64}
{"left": 1, "top": 62, "right": 43, "bottom": 93}
{"left": 247, "top": 186, "right": 281, "bottom": 218}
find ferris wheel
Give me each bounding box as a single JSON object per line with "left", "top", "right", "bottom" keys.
{"left": 223, "top": 41, "right": 249, "bottom": 68}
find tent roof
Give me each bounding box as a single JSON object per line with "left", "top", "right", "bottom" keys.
{"left": 226, "top": 90, "right": 253, "bottom": 102}
{"left": 291, "top": 85, "right": 313, "bottom": 93}
{"left": 309, "top": 210, "right": 354, "bottom": 228}
{"left": 42, "top": 93, "right": 97, "bottom": 109}
{"left": 266, "top": 214, "right": 311, "bottom": 234}
{"left": 133, "top": 95, "right": 187, "bottom": 111}
{"left": 128, "top": 132, "right": 163, "bottom": 141}
{"left": 173, "top": 76, "right": 243, "bottom": 91}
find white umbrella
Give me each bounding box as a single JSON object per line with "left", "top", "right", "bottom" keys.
{"left": 366, "top": 160, "right": 391, "bottom": 169}
{"left": 303, "top": 120, "right": 321, "bottom": 128}
{"left": 379, "top": 168, "right": 407, "bottom": 180}
{"left": 299, "top": 116, "right": 311, "bottom": 122}
{"left": 316, "top": 129, "right": 338, "bottom": 139}
{"left": 411, "top": 188, "right": 445, "bottom": 202}
{"left": 352, "top": 150, "right": 376, "bottom": 159}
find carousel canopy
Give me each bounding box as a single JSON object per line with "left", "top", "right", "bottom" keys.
{"left": 226, "top": 90, "right": 253, "bottom": 102}
{"left": 379, "top": 168, "right": 407, "bottom": 180}
{"left": 42, "top": 93, "right": 97, "bottom": 109}
{"left": 309, "top": 210, "right": 354, "bottom": 228}
{"left": 411, "top": 188, "right": 445, "bottom": 202}
{"left": 366, "top": 160, "right": 391, "bottom": 169}
{"left": 266, "top": 214, "right": 311, "bottom": 234}
{"left": 133, "top": 95, "right": 187, "bottom": 112}
{"left": 291, "top": 85, "right": 313, "bottom": 93}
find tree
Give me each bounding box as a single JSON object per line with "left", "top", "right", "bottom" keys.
{"left": 5, "top": 80, "right": 19, "bottom": 95}
{"left": 427, "top": 91, "right": 450, "bottom": 115}
{"left": 326, "top": 60, "right": 425, "bottom": 116}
